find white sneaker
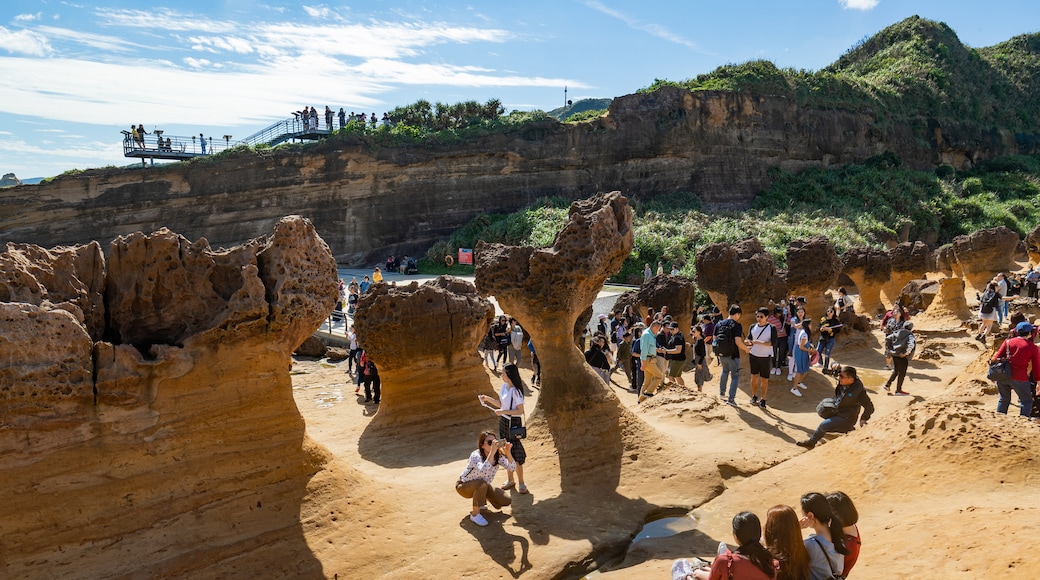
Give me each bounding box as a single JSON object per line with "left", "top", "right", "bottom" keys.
{"left": 798, "top": 383, "right": 809, "bottom": 390}
{"left": 786, "top": 374, "right": 794, "bottom": 381}
{"left": 790, "top": 387, "right": 802, "bottom": 397}
{"left": 470, "top": 513, "right": 489, "bottom": 526}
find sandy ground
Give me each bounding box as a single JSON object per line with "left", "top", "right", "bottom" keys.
{"left": 290, "top": 296, "right": 1040, "bottom": 579}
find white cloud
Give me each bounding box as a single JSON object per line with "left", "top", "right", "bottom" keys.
{"left": 839, "top": 0, "right": 880, "bottom": 10}
{"left": 15, "top": 13, "right": 42, "bottom": 22}
{"left": 582, "top": 1, "right": 704, "bottom": 52}
{"left": 303, "top": 6, "right": 332, "bottom": 20}
{"left": 0, "top": 26, "right": 53, "bottom": 56}
{"left": 36, "top": 25, "right": 142, "bottom": 53}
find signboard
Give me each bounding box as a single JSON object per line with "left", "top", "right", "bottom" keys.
{"left": 458, "top": 248, "right": 473, "bottom": 265}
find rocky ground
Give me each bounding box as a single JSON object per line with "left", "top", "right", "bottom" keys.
{"left": 289, "top": 308, "right": 1040, "bottom": 579}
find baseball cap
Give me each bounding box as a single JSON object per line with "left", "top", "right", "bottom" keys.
{"left": 1017, "top": 321, "right": 1033, "bottom": 334}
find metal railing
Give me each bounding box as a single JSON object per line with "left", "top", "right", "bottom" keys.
{"left": 122, "top": 130, "right": 237, "bottom": 158}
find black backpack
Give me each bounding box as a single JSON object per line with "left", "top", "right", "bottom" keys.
{"left": 713, "top": 319, "right": 737, "bottom": 357}
{"left": 981, "top": 290, "right": 1000, "bottom": 314}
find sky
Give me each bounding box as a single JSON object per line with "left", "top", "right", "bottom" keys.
{"left": 0, "top": 1, "right": 1038, "bottom": 180}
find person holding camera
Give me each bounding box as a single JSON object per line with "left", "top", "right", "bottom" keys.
{"left": 456, "top": 430, "right": 516, "bottom": 527}
{"left": 797, "top": 366, "right": 874, "bottom": 449}
{"left": 479, "top": 364, "right": 529, "bottom": 494}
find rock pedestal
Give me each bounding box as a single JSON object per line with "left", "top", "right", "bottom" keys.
{"left": 948, "top": 226, "right": 1020, "bottom": 293}
{"left": 841, "top": 246, "right": 892, "bottom": 316}
{"left": 881, "top": 242, "right": 932, "bottom": 309}
{"left": 695, "top": 238, "right": 785, "bottom": 312}
{"left": 353, "top": 276, "right": 494, "bottom": 445}
{"left": 785, "top": 237, "right": 842, "bottom": 317}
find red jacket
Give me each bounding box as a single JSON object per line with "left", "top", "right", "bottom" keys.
{"left": 994, "top": 336, "right": 1040, "bottom": 382}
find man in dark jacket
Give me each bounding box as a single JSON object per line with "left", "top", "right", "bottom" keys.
{"left": 797, "top": 365, "right": 874, "bottom": 449}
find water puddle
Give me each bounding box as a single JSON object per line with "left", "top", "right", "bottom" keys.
{"left": 314, "top": 385, "right": 345, "bottom": 408}
{"left": 582, "top": 510, "right": 698, "bottom": 578}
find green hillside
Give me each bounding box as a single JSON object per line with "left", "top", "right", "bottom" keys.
{"left": 643, "top": 16, "right": 1040, "bottom": 132}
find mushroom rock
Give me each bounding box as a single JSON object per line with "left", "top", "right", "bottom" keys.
{"left": 881, "top": 241, "right": 932, "bottom": 309}
{"left": 915, "top": 277, "right": 973, "bottom": 329}
{"left": 474, "top": 191, "right": 637, "bottom": 488}
{"left": 610, "top": 289, "right": 642, "bottom": 320}
{"left": 899, "top": 279, "right": 941, "bottom": 311}
{"left": 949, "top": 226, "right": 1021, "bottom": 293}
{"left": 0, "top": 241, "right": 106, "bottom": 340}
{"left": 695, "top": 238, "right": 785, "bottom": 312}
{"left": 2, "top": 216, "right": 346, "bottom": 577}
{"left": 352, "top": 275, "right": 494, "bottom": 444}
{"left": 294, "top": 335, "right": 328, "bottom": 358}
{"left": 1025, "top": 224, "right": 1040, "bottom": 265}
{"left": 625, "top": 274, "right": 698, "bottom": 329}
{"left": 932, "top": 244, "right": 959, "bottom": 278}
{"left": 785, "top": 237, "right": 842, "bottom": 317}
{"left": 840, "top": 246, "right": 892, "bottom": 316}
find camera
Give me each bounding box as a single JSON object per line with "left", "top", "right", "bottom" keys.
{"left": 822, "top": 364, "right": 841, "bottom": 377}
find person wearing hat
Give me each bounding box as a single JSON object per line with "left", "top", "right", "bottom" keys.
{"left": 882, "top": 320, "right": 915, "bottom": 395}
{"left": 992, "top": 321, "right": 1040, "bottom": 417}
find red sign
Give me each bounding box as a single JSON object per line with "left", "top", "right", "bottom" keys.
{"left": 458, "top": 248, "right": 473, "bottom": 265}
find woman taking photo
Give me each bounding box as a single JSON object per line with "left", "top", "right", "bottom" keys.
{"left": 764, "top": 505, "right": 810, "bottom": 580}
{"left": 689, "top": 511, "right": 777, "bottom": 579}
{"left": 456, "top": 430, "right": 515, "bottom": 527}
{"left": 799, "top": 492, "right": 848, "bottom": 580}
{"left": 816, "top": 307, "right": 842, "bottom": 370}
{"left": 479, "top": 363, "right": 529, "bottom": 494}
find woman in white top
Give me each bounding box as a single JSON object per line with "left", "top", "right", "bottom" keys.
{"left": 479, "top": 364, "right": 529, "bottom": 494}
{"left": 456, "top": 430, "right": 515, "bottom": 527}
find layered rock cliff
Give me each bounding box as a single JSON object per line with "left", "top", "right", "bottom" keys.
{"left": 1, "top": 87, "right": 1035, "bottom": 265}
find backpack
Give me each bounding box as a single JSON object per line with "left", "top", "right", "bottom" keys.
{"left": 816, "top": 397, "right": 840, "bottom": 418}
{"left": 886, "top": 329, "right": 911, "bottom": 356}
{"left": 713, "top": 319, "right": 737, "bottom": 357}
{"left": 981, "top": 290, "right": 999, "bottom": 314}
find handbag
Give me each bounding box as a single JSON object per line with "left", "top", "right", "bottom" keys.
{"left": 987, "top": 359, "right": 1011, "bottom": 382}
{"left": 816, "top": 397, "right": 840, "bottom": 419}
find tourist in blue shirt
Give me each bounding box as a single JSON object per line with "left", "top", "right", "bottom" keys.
{"left": 638, "top": 320, "right": 666, "bottom": 402}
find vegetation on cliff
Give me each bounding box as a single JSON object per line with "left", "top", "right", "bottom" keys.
{"left": 426, "top": 153, "right": 1040, "bottom": 284}
{"left": 643, "top": 16, "right": 1040, "bottom": 132}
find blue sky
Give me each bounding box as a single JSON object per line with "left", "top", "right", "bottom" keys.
{"left": 1, "top": 0, "right": 1037, "bottom": 179}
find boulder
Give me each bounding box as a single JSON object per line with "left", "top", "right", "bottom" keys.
{"left": 785, "top": 237, "right": 842, "bottom": 317}
{"left": 949, "top": 226, "right": 1021, "bottom": 292}
{"left": 899, "top": 279, "right": 940, "bottom": 311}
{"left": 881, "top": 241, "right": 931, "bottom": 309}
{"left": 612, "top": 275, "right": 698, "bottom": 329}
{"left": 0, "top": 172, "right": 20, "bottom": 187}
{"left": 1025, "top": 224, "right": 1040, "bottom": 265}
{"left": 353, "top": 276, "right": 494, "bottom": 444}
{"left": 915, "top": 276, "right": 973, "bottom": 329}
{"left": 294, "top": 335, "right": 328, "bottom": 357}
{"left": 1, "top": 216, "right": 345, "bottom": 577}
{"left": 695, "top": 238, "right": 785, "bottom": 312}
{"left": 841, "top": 246, "right": 891, "bottom": 316}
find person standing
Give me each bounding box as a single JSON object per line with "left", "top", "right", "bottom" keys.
{"left": 716, "top": 304, "right": 750, "bottom": 407}
{"left": 325, "top": 106, "right": 334, "bottom": 130}
{"left": 360, "top": 275, "right": 371, "bottom": 294}
{"left": 479, "top": 364, "right": 529, "bottom": 494}
{"left": 797, "top": 366, "right": 873, "bottom": 449}
{"left": 1027, "top": 267, "right": 1040, "bottom": 299}
{"left": 746, "top": 307, "right": 777, "bottom": 409}
{"left": 507, "top": 319, "right": 524, "bottom": 366}
{"left": 656, "top": 261, "right": 664, "bottom": 276}
{"left": 360, "top": 352, "right": 380, "bottom": 404}
{"left": 996, "top": 273, "right": 1009, "bottom": 325}
{"left": 992, "top": 321, "right": 1040, "bottom": 417}
{"left": 664, "top": 321, "right": 687, "bottom": 388}
{"left": 768, "top": 306, "right": 787, "bottom": 376}
{"left": 883, "top": 321, "right": 915, "bottom": 395}
{"left": 372, "top": 266, "right": 383, "bottom": 283}
{"left": 790, "top": 319, "right": 814, "bottom": 397}
{"left": 976, "top": 282, "right": 1001, "bottom": 343}
{"left": 630, "top": 324, "right": 644, "bottom": 394}
{"left": 199, "top": 133, "right": 207, "bottom": 155}
{"left": 338, "top": 107, "right": 346, "bottom": 129}
{"left": 643, "top": 263, "right": 652, "bottom": 282}
{"left": 816, "top": 307, "right": 842, "bottom": 369}
{"left": 585, "top": 335, "right": 611, "bottom": 383}
{"left": 638, "top": 320, "right": 667, "bottom": 403}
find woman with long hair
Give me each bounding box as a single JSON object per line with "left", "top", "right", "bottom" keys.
{"left": 827, "top": 492, "right": 861, "bottom": 577}
{"left": 764, "top": 505, "right": 810, "bottom": 580}
{"left": 689, "top": 511, "right": 776, "bottom": 579}
{"left": 455, "top": 430, "right": 515, "bottom": 527}
{"left": 478, "top": 363, "right": 530, "bottom": 494}
{"left": 800, "top": 492, "right": 848, "bottom": 580}
{"left": 790, "top": 318, "right": 814, "bottom": 397}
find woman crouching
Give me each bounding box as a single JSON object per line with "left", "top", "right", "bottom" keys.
{"left": 456, "top": 430, "right": 516, "bottom": 527}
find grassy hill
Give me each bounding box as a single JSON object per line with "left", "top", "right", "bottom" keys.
{"left": 643, "top": 16, "right": 1040, "bottom": 132}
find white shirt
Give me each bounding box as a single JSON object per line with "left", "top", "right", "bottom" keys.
{"left": 748, "top": 323, "right": 774, "bottom": 357}
{"left": 499, "top": 383, "right": 523, "bottom": 419}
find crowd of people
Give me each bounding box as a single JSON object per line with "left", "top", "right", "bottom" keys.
{"left": 294, "top": 106, "right": 392, "bottom": 131}
{"left": 672, "top": 491, "right": 861, "bottom": 580}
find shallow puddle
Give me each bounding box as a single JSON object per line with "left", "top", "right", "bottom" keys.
{"left": 582, "top": 511, "right": 698, "bottom": 578}
{"left": 314, "top": 385, "right": 345, "bottom": 408}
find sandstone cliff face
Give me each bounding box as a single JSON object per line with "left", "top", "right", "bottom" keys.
{"left": 0, "top": 216, "right": 342, "bottom": 578}
{"left": 2, "top": 87, "right": 1035, "bottom": 265}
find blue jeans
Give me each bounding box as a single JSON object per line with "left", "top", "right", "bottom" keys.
{"left": 996, "top": 378, "right": 1034, "bottom": 416}
{"left": 719, "top": 355, "right": 741, "bottom": 402}
{"left": 816, "top": 336, "right": 835, "bottom": 368}
{"left": 808, "top": 415, "right": 856, "bottom": 444}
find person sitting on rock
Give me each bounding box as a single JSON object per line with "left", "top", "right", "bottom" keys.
{"left": 456, "top": 430, "right": 515, "bottom": 527}
{"left": 797, "top": 365, "right": 873, "bottom": 449}
{"left": 682, "top": 511, "right": 778, "bottom": 579}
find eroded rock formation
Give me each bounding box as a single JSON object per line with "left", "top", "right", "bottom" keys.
{"left": 695, "top": 238, "right": 785, "bottom": 311}
{"left": 0, "top": 216, "right": 343, "bottom": 577}
{"left": 1025, "top": 224, "right": 1040, "bottom": 265}
{"left": 352, "top": 276, "right": 494, "bottom": 445}
{"left": 947, "top": 226, "right": 1020, "bottom": 292}
{"left": 611, "top": 275, "right": 698, "bottom": 329}
{"left": 785, "top": 237, "right": 842, "bottom": 316}
{"left": 841, "top": 246, "right": 892, "bottom": 315}
{"left": 881, "top": 241, "right": 932, "bottom": 308}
